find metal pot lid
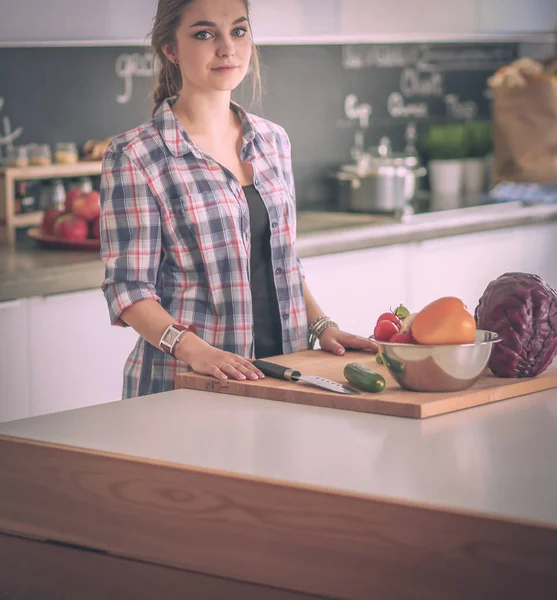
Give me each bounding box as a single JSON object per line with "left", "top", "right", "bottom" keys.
{"left": 369, "top": 136, "right": 421, "bottom": 169}
{"left": 339, "top": 160, "right": 414, "bottom": 177}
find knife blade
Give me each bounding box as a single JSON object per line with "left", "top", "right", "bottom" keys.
{"left": 253, "top": 360, "right": 361, "bottom": 395}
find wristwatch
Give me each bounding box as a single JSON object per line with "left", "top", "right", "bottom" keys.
{"left": 159, "top": 323, "right": 197, "bottom": 357}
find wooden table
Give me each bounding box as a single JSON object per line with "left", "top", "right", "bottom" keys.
{"left": 1, "top": 387, "right": 557, "bottom": 599}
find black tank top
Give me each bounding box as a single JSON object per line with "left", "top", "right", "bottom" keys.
{"left": 243, "top": 184, "right": 283, "bottom": 359}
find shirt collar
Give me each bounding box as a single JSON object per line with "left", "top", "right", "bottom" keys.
{"left": 230, "top": 101, "right": 257, "bottom": 147}
{"left": 153, "top": 97, "right": 192, "bottom": 158}
{"left": 153, "top": 97, "right": 258, "bottom": 159}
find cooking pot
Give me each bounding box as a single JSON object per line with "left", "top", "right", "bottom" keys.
{"left": 333, "top": 138, "right": 426, "bottom": 214}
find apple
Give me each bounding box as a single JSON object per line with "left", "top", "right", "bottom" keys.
{"left": 42, "top": 208, "right": 66, "bottom": 235}
{"left": 89, "top": 218, "right": 100, "bottom": 240}
{"left": 53, "top": 214, "right": 88, "bottom": 242}
{"left": 65, "top": 188, "right": 84, "bottom": 213}
{"left": 71, "top": 190, "right": 101, "bottom": 221}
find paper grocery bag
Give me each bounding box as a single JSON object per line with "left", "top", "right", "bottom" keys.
{"left": 492, "top": 77, "right": 557, "bottom": 184}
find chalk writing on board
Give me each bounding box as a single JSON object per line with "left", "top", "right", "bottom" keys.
{"left": 344, "top": 94, "right": 372, "bottom": 128}
{"left": 0, "top": 97, "right": 23, "bottom": 159}
{"left": 340, "top": 43, "right": 506, "bottom": 124}
{"left": 418, "top": 45, "right": 516, "bottom": 71}
{"left": 342, "top": 45, "right": 420, "bottom": 69}
{"left": 399, "top": 67, "right": 444, "bottom": 97}
{"left": 115, "top": 52, "right": 157, "bottom": 104}
{"left": 342, "top": 44, "right": 514, "bottom": 71}
{"left": 387, "top": 92, "right": 428, "bottom": 119}
{"left": 444, "top": 94, "right": 478, "bottom": 120}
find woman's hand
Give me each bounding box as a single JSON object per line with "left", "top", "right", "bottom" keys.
{"left": 174, "top": 333, "right": 264, "bottom": 381}
{"left": 318, "top": 326, "right": 378, "bottom": 356}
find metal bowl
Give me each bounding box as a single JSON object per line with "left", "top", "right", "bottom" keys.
{"left": 374, "top": 330, "right": 502, "bottom": 393}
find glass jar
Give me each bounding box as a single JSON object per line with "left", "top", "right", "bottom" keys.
{"left": 6, "top": 146, "right": 29, "bottom": 168}
{"left": 29, "top": 144, "right": 53, "bottom": 167}
{"left": 55, "top": 142, "right": 79, "bottom": 165}
{"left": 77, "top": 176, "right": 93, "bottom": 193}
{"left": 39, "top": 179, "right": 66, "bottom": 211}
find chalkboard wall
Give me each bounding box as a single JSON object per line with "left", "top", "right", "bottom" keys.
{"left": 0, "top": 42, "right": 516, "bottom": 209}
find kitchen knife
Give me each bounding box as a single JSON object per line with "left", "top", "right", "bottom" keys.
{"left": 253, "top": 359, "right": 361, "bottom": 395}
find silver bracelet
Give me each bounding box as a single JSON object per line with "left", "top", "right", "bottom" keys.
{"left": 308, "top": 316, "right": 338, "bottom": 349}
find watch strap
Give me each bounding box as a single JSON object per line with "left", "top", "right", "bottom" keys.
{"left": 159, "top": 323, "right": 198, "bottom": 357}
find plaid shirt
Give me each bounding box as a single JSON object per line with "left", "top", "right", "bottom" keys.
{"left": 100, "top": 98, "right": 308, "bottom": 399}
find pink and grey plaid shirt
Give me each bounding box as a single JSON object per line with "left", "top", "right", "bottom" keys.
{"left": 100, "top": 98, "right": 309, "bottom": 398}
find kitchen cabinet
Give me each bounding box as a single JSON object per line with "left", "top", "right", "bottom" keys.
{"left": 406, "top": 228, "right": 526, "bottom": 313}
{"left": 406, "top": 222, "right": 557, "bottom": 314}
{"left": 2, "top": 0, "right": 553, "bottom": 46}
{"left": 28, "top": 289, "right": 138, "bottom": 417}
{"left": 250, "top": 0, "right": 341, "bottom": 43}
{"left": 340, "top": 0, "right": 477, "bottom": 38}
{"left": 0, "top": 300, "right": 31, "bottom": 423}
{"left": 302, "top": 244, "right": 409, "bottom": 339}
{"left": 518, "top": 223, "right": 557, "bottom": 288}
{"left": 0, "top": 0, "right": 156, "bottom": 44}
{"left": 477, "top": 0, "right": 557, "bottom": 33}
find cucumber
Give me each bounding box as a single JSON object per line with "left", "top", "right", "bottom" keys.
{"left": 344, "top": 363, "right": 386, "bottom": 393}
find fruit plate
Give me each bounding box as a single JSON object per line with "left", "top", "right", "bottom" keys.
{"left": 27, "top": 227, "right": 101, "bottom": 252}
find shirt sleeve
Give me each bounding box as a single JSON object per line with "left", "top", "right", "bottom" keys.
{"left": 100, "top": 147, "right": 162, "bottom": 326}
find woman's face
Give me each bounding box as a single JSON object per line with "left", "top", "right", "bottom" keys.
{"left": 167, "top": 0, "right": 252, "bottom": 94}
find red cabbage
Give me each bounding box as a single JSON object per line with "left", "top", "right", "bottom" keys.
{"left": 475, "top": 272, "right": 557, "bottom": 377}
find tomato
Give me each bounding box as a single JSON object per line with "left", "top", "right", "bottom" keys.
{"left": 374, "top": 320, "right": 400, "bottom": 342}
{"left": 376, "top": 312, "right": 402, "bottom": 329}
{"left": 389, "top": 332, "right": 415, "bottom": 344}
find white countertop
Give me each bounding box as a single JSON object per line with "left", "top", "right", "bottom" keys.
{"left": 297, "top": 201, "right": 557, "bottom": 257}
{"left": 2, "top": 387, "right": 557, "bottom": 528}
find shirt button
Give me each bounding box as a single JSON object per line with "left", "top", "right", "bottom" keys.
{"left": 271, "top": 222, "right": 278, "bottom": 229}
{"left": 253, "top": 177, "right": 259, "bottom": 186}
{"left": 282, "top": 314, "right": 290, "bottom": 321}
{"left": 275, "top": 267, "right": 284, "bottom": 275}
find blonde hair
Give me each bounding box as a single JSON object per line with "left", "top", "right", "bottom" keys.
{"left": 150, "top": 0, "right": 261, "bottom": 116}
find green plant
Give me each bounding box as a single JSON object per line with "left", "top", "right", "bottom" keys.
{"left": 421, "top": 123, "right": 469, "bottom": 160}
{"left": 465, "top": 120, "right": 493, "bottom": 158}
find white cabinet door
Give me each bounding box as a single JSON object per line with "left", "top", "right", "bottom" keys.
{"left": 250, "top": 0, "right": 341, "bottom": 42}
{"left": 0, "top": 300, "right": 31, "bottom": 423}
{"left": 28, "top": 289, "right": 138, "bottom": 417}
{"left": 340, "top": 0, "right": 477, "bottom": 36}
{"left": 0, "top": 0, "right": 156, "bottom": 43}
{"left": 518, "top": 223, "right": 557, "bottom": 289}
{"left": 477, "top": 0, "right": 557, "bottom": 33}
{"left": 406, "top": 227, "right": 529, "bottom": 314}
{"left": 302, "top": 244, "right": 409, "bottom": 339}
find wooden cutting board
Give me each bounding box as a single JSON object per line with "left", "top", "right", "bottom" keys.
{"left": 176, "top": 350, "right": 557, "bottom": 419}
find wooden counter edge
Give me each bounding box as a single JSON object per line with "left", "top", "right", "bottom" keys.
{"left": 1, "top": 435, "right": 556, "bottom": 600}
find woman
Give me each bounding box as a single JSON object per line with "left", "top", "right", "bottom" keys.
{"left": 100, "top": 0, "right": 375, "bottom": 399}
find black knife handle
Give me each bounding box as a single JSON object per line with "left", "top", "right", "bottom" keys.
{"left": 253, "top": 360, "right": 301, "bottom": 382}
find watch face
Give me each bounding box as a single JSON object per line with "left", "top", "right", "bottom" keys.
{"left": 166, "top": 330, "right": 179, "bottom": 345}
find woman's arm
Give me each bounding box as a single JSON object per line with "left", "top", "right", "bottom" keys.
{"left": 121, "top": 299, "right": 262, "bottom": 380}
{"left": 302, "top": 278, "right": 377, "bottom": 355}
{"left": 120, "top": 299, "right": 196, "bottom": 358}
{"left": 100, "top": 149, "right": 262, "bottom": 382}
{"left": 302, "top": 278, "right": 326, "bottom": 325}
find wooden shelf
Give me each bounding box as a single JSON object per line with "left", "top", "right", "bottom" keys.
{"left": 12, "top": 211, "right": 43, "bottom": 227}
{"left": 0, "top": 162, "right": 102, "bottom": 244}
{"left": 0, "top": 161, "right": 102, "bottom": 182}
